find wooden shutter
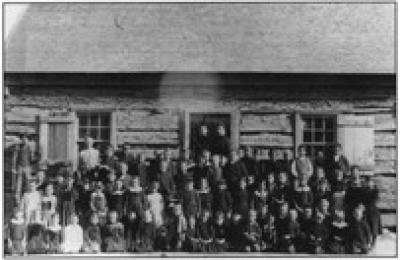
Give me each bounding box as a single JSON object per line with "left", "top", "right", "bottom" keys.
{"left": 337, "top": 114, "right": 375, "bottom": 171}
{"left": 47, "top": 122, "right": 69, "bottom": 161}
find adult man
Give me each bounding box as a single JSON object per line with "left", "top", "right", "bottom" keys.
{"left": 223, "top": 150, "right": 248, "bottom": 193}
{"left": 240, "top": 146, "right": 259, "bottom": 183}
{"left": 193, "top": 125, "right": 210, "bottom": 161}
{"left": 291, "top": 145, "right": 313, "bottom": 188}
{"left": 212, "top": 124, "right": 230, "bottom": 158}
{"left": 332, "top": 144, "right": 350, "bottom": 180}
{"left": 79, "top": 137, "right": 100, "bottom": 181}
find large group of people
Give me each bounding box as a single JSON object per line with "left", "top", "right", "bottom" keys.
{"left": 5, "top": 130, "right": 382, "bottom": 255}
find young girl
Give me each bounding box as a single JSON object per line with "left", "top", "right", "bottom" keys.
{"left": 90, "top": 182, "right": 108, "bottom": 225}
{"left": 62, "top": 214, "right": 83, "bottom": 253}
{"left": 213, "top": 211, "right": 228, "bottom": 252}
{"left": 147, "top": 180, "right": 165, "bottom": 228}
{"left": 109, "top": 179, "right": 126, "bottom": 220}
{"left": 41, "top": 184, "right": 57, "bottom": 227}
{"left": 8, "top": 209, "right": 26, "bottom": 255}
{"left": 20, "top": 181, "right": 41, "bottom": 224}
{"left": 103, "top": 211, "right": 125, "bottom": 252}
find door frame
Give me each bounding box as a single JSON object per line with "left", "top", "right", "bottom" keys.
{"left": 182, "top": 108, "right": 240, "bottom": 159}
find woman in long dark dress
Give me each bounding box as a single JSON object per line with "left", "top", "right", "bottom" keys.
{"left": 364, "top": 177, "right": 382, "bottom": 246}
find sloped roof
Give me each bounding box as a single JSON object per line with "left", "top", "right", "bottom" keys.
{"left": 5, "top": 3, "right": 395, "bottom": 72}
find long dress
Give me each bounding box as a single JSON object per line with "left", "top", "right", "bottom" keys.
{"left": 147, "top": 192, "right": 164, "bottom": 228}
{"left": 62, "top": 224, "right": 83, "bottom": 253}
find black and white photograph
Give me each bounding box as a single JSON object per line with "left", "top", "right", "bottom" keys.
{"left": 2, "top": 2, "right": 397, "bottom": 257}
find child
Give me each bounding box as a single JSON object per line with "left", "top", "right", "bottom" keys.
{"left": 157, "top": 159, "right": 176, "bottom": 197}
{"left": 171, "top": 204, "right": 187, "bottom": 251}
{"left": 226, "top": 213, "right": 245, "bottom": 251}
{"left": 125, "top": 176, "right": 146, "bottom": 220}
{"left": 90, "top": 182, "right": 108, "bottom": 225}
{"left": 293, "top": 177, "right": 314, "bottom": 216}
{"left": 254, "top": 180, "right": 268, "bottom": 213}
{"left": 26, "top": 211, "right": 47, "bottom": 254}
{"left": 319, "top": 198, "right": 333, "bottom": 227}
{"left": 46, "top": 214, "right": 62, "bottom": 254}
{"left": 286, "top": 209, "right": 301, "bottom": 253}
{"left": 198, "top": 178, "right": 213, "bottom": 216}
{"left": 344, "top": 166, "right": 366, "bottom": 222}
{"left": 243, "top": 210, "right": 262, "bottom": 252}
{"left": 20, "top": 180, "right": 41, "bottom": 224}
{"left": 62, "top": 214, "right": 83, "bottom": 253}
{"left": 213, "top": 211, "right": 228, "bottom": 252}
{"left": 314, "top": 179, "right": 331, "bottom": 209}
{"left": 364, "top": 176, "right": 382, "bottom": 246}
{"left": 274, "top": 172, "right": 292, "bottom": 213}
{"left": 261, "top": 212, "right": 276, "bottom": 252}
{"left": 233, "top": 177, "right": 249, "bottom": 219}
{"left": 299, "top": 206, "right": 313, "bottom": 235}
{"left": 275, "top": 202, "right": 291, "bottom": 252}
{"left": 331, "top": 168, "right": 347, "bottom": 211}
{"left": 119, "top": 162, "right": 133, "bottom": 189}
{"left": 136, "top": 154, "right": 149, "bottom": 190}
{"left": 181, "top": 177, "right": 200, "bottom": 219}
{"left": 212, "top": 179, "right": 233, "bottom": 219}
{"left": 41, "top": 183, "right": 57, "bottom": 227}
{"left": 59, "top": 176, "right": 79, "bottom": 227}
{"left": 137, "top": 209, "right": 156, "bottom": 252}
{"left": 104, "top": 170, "right": 117, "bottom": 197}
{"left": 82, "top": 213, "right": 102, "bottom": 253}
{"left": 8, "top": 209, "right": 26, "bottom": 255}
{"left": 305, "top": 210, "right": 328, "bottom": 254}
{"left": 154, "top": 226, "right": 170, "bottom": 252}
{"left": 196, "top": 210, "right": 214, "bottom": 252}
{"left": 184, "top": 215, "right": 199, "bottom": 252}
{"left": 147, "top": 180, "right": 165, "bottom": 228}
{"left": 109, "top": 179, "right": 126, "bottom": 221}
{"left": 349, "top": 204, "right": 372, "bottom": 254}
{"left": 309, "top": 166, "right": 327, "bottom": 194}
{"left": 327, "top": 210, "right": 349, "bottom": 254}
{"left": 103, "top": 211, "right": 125, "bottom": 252}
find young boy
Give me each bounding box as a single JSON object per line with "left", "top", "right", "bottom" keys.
{"left": 62, "top": 214, "right": 83, "bottom": 253}
{"left": 181, "top": 177, "right": 200, "bottom": 218}
{"left": 243, "top": 210, "right": 262, "bottom": 252}
{"left": 213, "top": 211, "right": 228, "bottom": 252}
{"left": 305, "top": 210, "right": 329, "bottom": 254}
{"left": 83, "top": 213, "right": 102, "bottom": 253}
{"left": 90, "top": 181, "right": 108, "bottom": 225}
{"left": 8, "top": 209, "right": 26, "bottom": 255}
{"left": 212, "top": 179, "right": 233, "bottom": 219}
{"left": 349, "top": 204, "right": 372, "bottom": 254}
{"left": 233, "top": 177, "right": 249, "bottom": 219}
{"left": 20, "top": 180, "right": 41, "bottom": 224}
{"left": 125, "top": 176, "right": 146, "bottom": 220}
{"left": 198, "top": 178, "right": 213, "bottom": 216}
{"left": 197, "top": 210, "right": 214, "bottom": 252}
{"left": 41, "top": 183, "right": 57, "bottom": 227}
{"left": 103, "top": 211, "right": 125, "bottom": 252}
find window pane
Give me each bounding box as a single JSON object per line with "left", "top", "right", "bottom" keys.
{"left": 100, "top": 128, "right": 110, "bottom": 140}
{"left": 305, "top": 146, "right": 312, "bottom": 157}
{"left": 303, "top": 118, "right": 312, "bottom": 129}
{"left": 326, "top": 131, "right": 334, "bottom": 143}
{"left": 315, "top": 118, "right": 323, "bottom": 129}
{"left": 90, "top": 115, "right": 99, "bottom": 127}
{"left": 79, "top": 128, "right": 88, "bottom": 139}
{"left": 304, "top": 131, "right": 312, "bottom": 142}
{"left": 101, "top": 115, "right": 110, "bottom": 126}
{"left": 79, "top": 116, "right": 88, "bottom": 126}
{"left": 315, "top": 131, "right": 324, "bottom": 142}
{"left": 90, "top": 128, "right": 98, "bottom": 139}
{"left": 325, "top": 118, "right": 334, "bottom": 130}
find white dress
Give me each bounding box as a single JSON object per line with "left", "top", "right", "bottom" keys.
{"left": 62, "top": 224, "right": 83, "bottom": 253}
{"left": 146, "top": 192, "right": 164, "bottom": 228}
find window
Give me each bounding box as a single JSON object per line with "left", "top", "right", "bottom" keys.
{"left": 302, "top": 115, "right": 336, "bottom": 159}
{"left": 78, "top": 112, "right": 111, "bottom": 151}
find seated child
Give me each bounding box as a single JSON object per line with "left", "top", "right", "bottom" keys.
{"left": 254, "top": 180, "right": 268, "bottom": 213}
{"left": 8, "top": 209, "right": 26, "bottom": 255}
{"left": 103, "top": 211, "right": 125, "bottom": 252}
{"left": 137, "top": 210, "right": 156, "bottom": 252}
{"left": 104, "top": 170, "right": 117, "bottom": 198}
{"left": 318, "top": 199, "right": 333, "bottom": 227}
{"left": 243, "top": 210, "right": 262, "bottom": 252}
{"left": 154, "top": 226, "right": 170, "bottom": 252}
{"left": 26, "top": 211, "right": 47, "bottom": 254}
{"left": 313, "top": 179, "right": 331, "bottom": 209}
{"left": 349, "top": 204, "right": 372, "bottom": 254}
{"left": 226, "top": 212, "right": 245, "bottom": 251}
{"left": 119, "top": 162, "right": 133, "bottom": 189}
{"left": 309, "top": 166, "right": 327, "bottom": 194}
{"left": 20, "top": 181, "right": 41, "bottom": 224}
{"left": 212, "top": 179, "right": 233, "bottom": 218}
{"left": 327, "top": 210, "right": 349, "bottom": 254}
{"left": 287, "top": 208, "right": 302, "bottom": 253}
{"left": 184, "top": 215, "right": 200, "bottom": 252}
{"left": 83, "top": 213, "right": 102, "bottom": 253}
{"left": 90, "top": 182, "right": 108, "bottom": 225}
{"left": 213, "top": 211, "right": 228, "bottom": 253}
{"left": 261, "top": 212, "right": 276, "bottom": 252}
{"left": 62, "top": 214, "right": 83, "bottom": 253}
{"left": 196, "top": 210, "right": 214, "bottom": 252}
{"left": 109, "top": 179, "right": 126, "bottom": 220}
{"left": 300, "top": 206, "right": 314, "bottom": 235}
{"left": 41, "top": 184, "right": 57, "bottom": 227}
{"left": 124, "top": 210, "right": 140, "bottom": 252}
{"left": 125, "top": 176, "right": 146, "bottom": 220}
{"left": 46, "top": 214, "right": 62, "bottom": 254}
{"left": 147, "top": 180, "right": 165, "bottom": 228}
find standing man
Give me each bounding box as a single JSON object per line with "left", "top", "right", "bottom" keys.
{"left": 193, "top": 125, "right": 210, "bottom": 161}
{"left": 212, "top": 124, "right": 230, "bottom": 158}
{"left": 79, "top": 136, "right": 100, "bottom": 181}
{"left": 291, "top": 145, "right": 313, "bottom": 189}
{"left": 331, "top": 143, "right": 350, "bottom": 181}
{"left": 12, "top": 133, "right": 34, "bottom": 203}
{"left": 223, "top": 150, "right": 248, "bottom": 193}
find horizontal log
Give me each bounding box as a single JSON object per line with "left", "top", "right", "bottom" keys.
{"left": 121, "top": 148, "right": 180, "bottom": 160}
{"left": 375, "top": 132, "right": 396, "bottom": 147}
{"left": 240, "top": 133, "right": 294, "bottom": 147}
{"left": 240, "top": 114, "right": 293, "bottom": 132}
{"left": 375, "top": 176, "right": 396, "bottom": 210}
{"left": 116, "top": 110, "right": 179, "bottom": 131}
{"left": 375, "top": 147, "right": 396, "bottom": 161}
{"left": 337, "top": 114, "right": 374, "bottom": 126}
{"left": 5, "top": 123, "right": 37, "bottom": 134}
{"left": 374, "top": 160, "right": 396, "bottom": 174}
{"left": 117, "top": 131, "right": 179, "bottom": 145}
{"left": 374, "top": 113, "right": 396, "bottom": 131}
{"left": 6, "top": 110, "right": 38, "bottom": 123}
{"left": 381, "top": 214, "right": 396, "bottom": 228}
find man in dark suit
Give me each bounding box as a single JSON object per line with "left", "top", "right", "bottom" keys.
{"left": 223, "top": 150, "right": 248, "bottom": 193}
